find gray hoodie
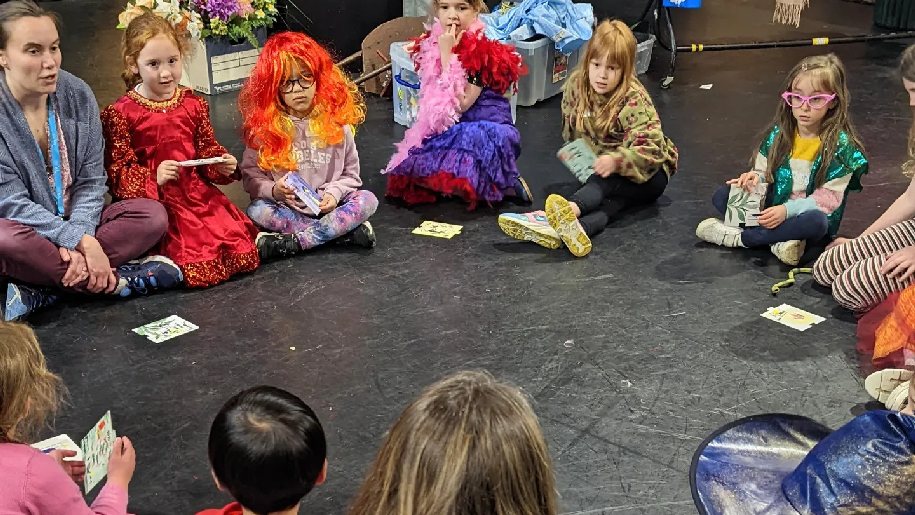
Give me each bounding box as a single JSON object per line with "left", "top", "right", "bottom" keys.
{"left": 0, "top": 69, "right": 107, "bottom": 249}
{"left": 241, "top": 116, "right": 362, "bottom": 216}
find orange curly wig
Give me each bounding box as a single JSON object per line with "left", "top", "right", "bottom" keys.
{"left": 239, "top": 31, "right": 365, "bottom": 172}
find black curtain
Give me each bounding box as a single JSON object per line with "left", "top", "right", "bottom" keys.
{"left": 278, "top": 0, "right": 405, "bottom": 58}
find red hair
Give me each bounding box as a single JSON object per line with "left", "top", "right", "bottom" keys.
{"left": 239, "top": 32, "right": 365, "bottom": 172}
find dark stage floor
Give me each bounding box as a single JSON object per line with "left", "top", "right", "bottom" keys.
{"left": 25, "top": 1, "right": 915, "bottom": 514}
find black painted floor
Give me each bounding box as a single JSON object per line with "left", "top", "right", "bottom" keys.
{"left": 25, "top": 1, "right": 915, "bottom": 514}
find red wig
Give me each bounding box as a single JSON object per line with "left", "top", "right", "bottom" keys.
{"left": 239, "top": 31, "right": 365, "bottom": 172}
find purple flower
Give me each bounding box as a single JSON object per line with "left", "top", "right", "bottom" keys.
{"left": 200, "top": 0, "right": 240, "bottom": 21}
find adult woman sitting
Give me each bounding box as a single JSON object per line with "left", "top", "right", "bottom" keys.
{"left": 0, "top": 0, "right": 181, "bottom": 320}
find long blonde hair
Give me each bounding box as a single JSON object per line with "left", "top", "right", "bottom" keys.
{"left": 900, "top": 44, "right": 915, "bottom": 177}
{"left": 755, "top": 54, "right": 864, "bottom": 186}
{"left": 0, "top": 322, "right": 65, "bottom": 443}
{"left": 348, "top": 370, "right": 559, "bottom": 515}
{"left": 566, "top": 19, "right": 637, "bottom": 134}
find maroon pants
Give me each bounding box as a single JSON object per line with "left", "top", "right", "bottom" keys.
{"left": 0, "top": 199, "right": 167, "bottom": 294}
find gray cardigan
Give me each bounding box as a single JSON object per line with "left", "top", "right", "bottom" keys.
{"left": 0, "top": 69, "right": 107, "bottom": 249}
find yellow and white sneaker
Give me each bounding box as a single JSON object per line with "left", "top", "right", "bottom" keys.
{"left": 545, "top": 194, "right": 592, "bottom": 258}
{"left": 498, "top": 211, "right": 561, "bottom": 250}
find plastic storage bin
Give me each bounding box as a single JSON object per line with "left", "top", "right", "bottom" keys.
{"left": 635, "top": 33, "right": 656, "bottom": 76}
{"left": 512, "top": 37, "right": 583, "bottom": 107}
{"left": 390, "top": 41, "right": 421, "bottom": 126}
{"left": 390, "top": 41, "right": 518, "bottom": 127}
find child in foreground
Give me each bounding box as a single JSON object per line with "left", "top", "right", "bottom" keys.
{"left": 197, "top": 385, "right": 327, "bottom": 515}
{"left": 0, "top": 321, "right": 136, "bottom": 514}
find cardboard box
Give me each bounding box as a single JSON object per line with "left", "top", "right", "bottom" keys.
{"left": 179, "top": 29, "right": 266, "bottom": 95}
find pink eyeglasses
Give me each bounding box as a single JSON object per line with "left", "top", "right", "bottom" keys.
{"left": 781, "top": 92, "right": 837, "bottom": 110}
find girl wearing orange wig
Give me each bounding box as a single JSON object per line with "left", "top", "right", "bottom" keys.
{"left": 239, "top": 32, "right": 377, "bottom": 260}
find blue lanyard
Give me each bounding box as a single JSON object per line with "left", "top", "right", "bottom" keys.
{"left": 46, "top": 99, "right": 64, "bottom": 217}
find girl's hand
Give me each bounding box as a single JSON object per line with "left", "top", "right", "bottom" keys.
{"left": 826, "top": 237, "right": 851, "bottom": 250}
{"left": 76, "top": 235, "right": 117, "bottom": 294}
{"left": 106, "top": 436, "right": 136, "bottom": 491}
{"left": 217, "top": 153, "right": 237, "bottom": 176}
{"left": 49, "top": 449, "right": 85, "bottom": 485}
{"left": 726, "top": 171, "right": 760, "bottom": 191}
{"left": 157, "top": 160, "right": 180, "bottom": 185}
{"left": 757, "top": 205, "right": 787, "bottom": 229}
{"left": 319, "top": 193, "right": 338, "bottom": 214}
{"left": 272, "top": 175, "right": 298, "bottom": 205}
{"left": 593, "top": 155, "right": 619, "bottom": 178}
{"left": 881, "top": 246, "right": 915, "bottom": 282}
{"left": 438, "top": 24, "right": 463, "bottom": 55}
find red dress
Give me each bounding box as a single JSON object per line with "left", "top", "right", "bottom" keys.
{"left": 101, "top": 88, "right": 259, "bottom": 287}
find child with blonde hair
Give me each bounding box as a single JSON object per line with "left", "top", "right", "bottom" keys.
{"left": 384, "top": 0, "right": 530, "bottom": 209}
{"left": 0, "top": 322, "right": 136, "bottom": 514}
{"left": 696, "top": 53, "right": 868, "bottom": 266}
{"left": 499, "top": 20, "right": 678, "bottom": 257}
{"left": 348, "top": 370, "right": 558, "bottom": 515}
{"left": 102, "top": 12, "right": 260, "bottom": 287}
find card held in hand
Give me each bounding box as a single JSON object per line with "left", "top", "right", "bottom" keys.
{"left": 557, "top": 138, "right": 597, "bottom": 184}
{"left": 284, "top": 173, "right": 322, "bottom": 214}
{"left": 724, "top": 182, "right": 767, "bottom": 228}
{"left": 81, "top": 411, "right": 116, "bottom": 493}
{"left": 32, "top": 434, "right": 83, "bottom": 461}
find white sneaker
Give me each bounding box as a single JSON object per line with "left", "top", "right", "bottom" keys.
{"left": 865, "top": 369, "right": 913, "bottom": 403}
{"left": 770, "top": 240, "right": 805, "bottom": 266}
{"left": 695, "top": 218, "right": 744, "bottom": 248}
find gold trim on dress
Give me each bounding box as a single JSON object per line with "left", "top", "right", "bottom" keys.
{"left": 127, "top": 87, "right": 189, "bottom": 112}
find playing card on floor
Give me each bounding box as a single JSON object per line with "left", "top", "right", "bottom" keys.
{"left": 133, "top": 315, "right": 199, "bottom": 343}
{"left": 412, "top": 221, "right": 463, "bottom": 239}
{"left": 81, "top": 411, "right": 116, "bottom": 493}
{"left": 761, "top": 304, "right": 826, "bottom": 331}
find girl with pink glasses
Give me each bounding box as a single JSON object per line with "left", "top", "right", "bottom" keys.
{"left": 695, "top": 54, "right": 868, "bottom": 265}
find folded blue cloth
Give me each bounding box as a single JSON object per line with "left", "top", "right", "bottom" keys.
{"left": 481, "top": 0, "right": 594, "bottom": 54}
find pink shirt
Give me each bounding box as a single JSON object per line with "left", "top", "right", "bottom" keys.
{"left": 0, "top": 443, "right": 128, "bottom": 515}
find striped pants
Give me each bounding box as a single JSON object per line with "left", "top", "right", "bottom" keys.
{"left": 813, "top": 219, "right": 915, "bottom": 312}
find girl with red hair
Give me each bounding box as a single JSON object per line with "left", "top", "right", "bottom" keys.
{"left": 239, "top": 32, "right": 377, "bottom": 259}
{"left": 102, "top": 12, "right": 260, "bottom": 288}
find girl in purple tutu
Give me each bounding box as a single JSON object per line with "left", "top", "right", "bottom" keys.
{"left": 384, "top": 0, "right": 530, "bottom": 209}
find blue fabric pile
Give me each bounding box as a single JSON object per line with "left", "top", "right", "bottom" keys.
{"left": 481, "top": 0, "right": 594, "bottom": 54}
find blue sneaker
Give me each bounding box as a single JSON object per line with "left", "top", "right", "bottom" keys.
{"left": 513, "top": 176, "right": 533, "bottom": 205}
{"left": 4, "top": 282, "right": 60, "bottom": 321}
{"left": 115, "top": 256, "right": 183, "bottom": 298}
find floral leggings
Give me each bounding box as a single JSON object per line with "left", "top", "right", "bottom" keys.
{"left": 247, "top": 190, "right": 378, "bottom": 249}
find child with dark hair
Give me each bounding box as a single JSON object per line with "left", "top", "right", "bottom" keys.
{"left": 197, "top": 386, "right": 327, "bottom": 515}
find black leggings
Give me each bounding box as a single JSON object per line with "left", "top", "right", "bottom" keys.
{"left": 570, "top": 171, "right": 669, "bottom": 236}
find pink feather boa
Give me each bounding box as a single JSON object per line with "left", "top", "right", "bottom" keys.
{"left": 384, "top": 19, "right": 484, "bottom": 172}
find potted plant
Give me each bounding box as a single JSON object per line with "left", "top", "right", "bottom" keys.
{"left": 117, "top": 0, "right": 280, "bottom": 95}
